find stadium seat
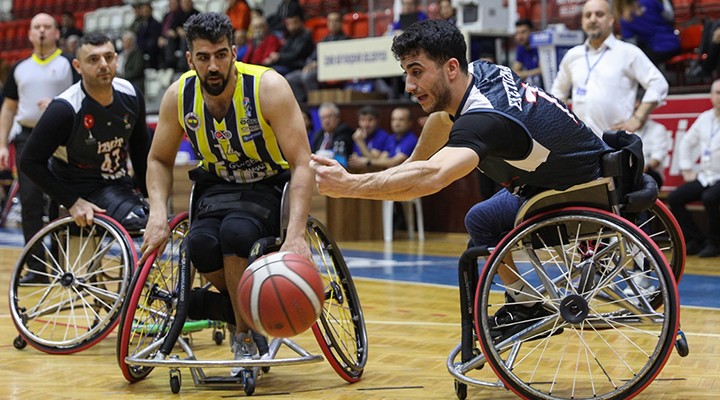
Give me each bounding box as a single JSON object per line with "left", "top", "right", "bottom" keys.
{"left": 666, "top": 23, "right": 704, "bottom": 85}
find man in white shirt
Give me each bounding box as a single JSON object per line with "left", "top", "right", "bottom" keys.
{"left": 667, "top": 79, "right": 720, "bottom": 258}
{"left": 550, "top": 0, "right": 669, "bottom": 137}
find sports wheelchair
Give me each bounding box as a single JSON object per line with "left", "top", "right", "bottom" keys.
{"left": 8, "top": 213, "right": 136, "bottom": 353}
{"left": 116, "top": 182, "right": 368, "bottom": 395}
{"left": 447, "top": 132, "right": 688, "bottom": 400}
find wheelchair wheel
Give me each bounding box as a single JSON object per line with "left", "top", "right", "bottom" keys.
{"left": 117, "top": 212, "right": 189, "bottom": 382}
{"left": 635, "top": 200, "right": 685, "bottom": 284}
{"left": 307, "top": 217, "right": 368, "bottom": 383}
{"left": 474, "top": 207, "right": 679, "bottom": 400}
{"left": 9, "top": 215, "right": 134, "bottom": 354}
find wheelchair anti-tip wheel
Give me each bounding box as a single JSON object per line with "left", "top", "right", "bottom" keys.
{"left": 307, "top": 217, "right": 368, "bottom": 383}
{"left": 474, "top": 207, "right": 679, "bottom": 400}
{"left": 9, "top": 214, "right": 135, "bottom": 354}
{"left": 117, "top": 212, "right": 189, "bottom": 382}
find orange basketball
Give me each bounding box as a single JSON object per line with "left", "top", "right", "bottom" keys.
{"left": 238, "top": 252, "right": 324, "bottom": 338}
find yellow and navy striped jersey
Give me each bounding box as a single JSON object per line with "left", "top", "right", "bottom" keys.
{"left": 177, "top": 61, "right": 288, "bottom": 183}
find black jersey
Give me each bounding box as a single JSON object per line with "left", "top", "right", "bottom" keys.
{"left": 20, "top": 78, "right": 150, "bottom": 208}
{"left": 446, "top": 61, "right": 611, "bottom": 195}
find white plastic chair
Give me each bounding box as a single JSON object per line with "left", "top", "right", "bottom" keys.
{"left": 382, "top": 199, "right": 425, "bottom": 242}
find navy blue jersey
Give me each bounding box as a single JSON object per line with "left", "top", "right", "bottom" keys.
{"left": 20, "top": 78, "right": 150, "bottom": 208}
{"left": 447, "top": 61, "right": 611, "bottom": 195}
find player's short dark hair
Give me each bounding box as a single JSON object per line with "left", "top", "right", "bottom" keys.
{"left": 515, "top": 18, "right": 533, "bottom": 30}
{"left": 184, "top": 12, "right": 234, "bottom": 52}
{"left": 78, "top": 32, "right": 113, "bottom": 49}
{"left": 391, "top": 19, "right": 468, "bottom": 73}
{"left": 357, "top": 105, "right": 378, "bottom": 119}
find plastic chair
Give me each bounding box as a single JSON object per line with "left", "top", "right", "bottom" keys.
{"left": 382, "top": 198, "right": 425, "bottom": 242}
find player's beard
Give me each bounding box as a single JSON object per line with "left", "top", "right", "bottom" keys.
{"left": 425, "top": 74, "right": 452, "bottom": 114}
{"left": 201, "top": 67, "right": 231, "bottom": 96}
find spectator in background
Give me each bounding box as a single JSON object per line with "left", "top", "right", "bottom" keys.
{"left": 613, "top": 0, "right": 680, "bottom": 65}
{"left": 172, "top": 0, "right": 201, "bottom": 70}
{"left": 300, "top": 105, "right": 314, "bottom": 140}
{"left": 550, "top": 0, "right": 668, "bottom": 137}
{"left": 117, "top": 31, "right": 146, "bottom": 94}
{"left": 59, "top": 11, "right": 83, "bottom": 41}
{"left": 390, "top": 0, "right": 427, "bottom": 34}
{"left": 689, "top": 20, "right": 720, "bottom": 79}
{"left": 267, "top": 0, "right": 303, "bottom": 35}
{"left": 348, "top": 105, "right": 391, "bottom": 172}
{"left": 0, "top": 13, "right": 78, "bottom": 284}
{"left": 632, "top": 93, "right": 672, "bottom": 188}
{"left": 667, "top": 79, "right": 720, "bottom": 258}
{"left": 371, "top": 107, "right": 418, "bottom": 170}
{"left": 131, "top": 2, "right": 162, "bottom": 69}
{"left": 311, "top": 102, "right": 353, "bottom": 168}
{"left": 243, "top": 16, "right": 282, "bottom": 65}
{"left": 437, "top": 0, "right": 456, "bottom": 25}
{"left": 158, "top": 0, "right": 182, "bottom": 69}
{"left": 266, "top": 11, "right": 314, "bottom": 76}
{"left": 512, "top": 19, "right": 542, "bottom": 88}
{"left": 61, "top": 34, "right": 80, "bottom": 59}
{"left": 227, "top": 0, "right": 251, "bottom": 31}
{"left": 234, "top": 29, "right": 249, "bottom": 61}
{"left": 286, "top": 11, "right": 348, "bottom": 103}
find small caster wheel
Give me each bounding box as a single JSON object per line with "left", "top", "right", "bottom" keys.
{"left": 13, "top": 335, "right": 27, "bottom": 350}
{"left": 454, "top": 380, "right": 467, "bottom": 400}
{"left": 243, "top": 370, "right": 256, "bottom": 395}
{"left": 169, "top": 369, "right": 181, "bottom": 394}
{"left": 261, "top": 366, "right": 270, "bottom": 373}
{"left": 675, "top": 330, "right": 689, "bottom": 357}
{"left": 214, "top": 330, "right": 223, "bottom": 345}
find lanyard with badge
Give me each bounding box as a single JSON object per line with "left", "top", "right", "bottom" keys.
{"left": 576, "top": 47, "right": 608, "bottom": 96}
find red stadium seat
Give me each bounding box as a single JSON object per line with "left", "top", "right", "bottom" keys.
{"left": 343, "top": 12, "right": 369, "bottom": 38}
{"left": 666, "top": 23, "right": 704, "bottom": 85}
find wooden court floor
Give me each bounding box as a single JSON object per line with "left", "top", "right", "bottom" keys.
{"left": 1, "top": 234, "right": 719, "bottom": 400}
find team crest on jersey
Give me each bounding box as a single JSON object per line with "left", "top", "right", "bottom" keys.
{"left": 184, "top": 112, "right": 200, "bottom": 131}
{"left": 214, "top": 130, "right": 232, "bottom": 140}
{"left": 83, "top": 114, "right": 94, "bottom": 130}
{"left": 123, "top": 114, "right": 131, "bottom": 130}
{"left": 243, "top": 97, "right": 253, "bottom": 118}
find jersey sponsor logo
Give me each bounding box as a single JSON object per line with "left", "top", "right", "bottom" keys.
{"left": 241, "top": 130, "right": 263, "bottom": 142}
{"left": 83, "top": 114, "right": 95, "bottom": 130}
{"left": 184, "top": 112, "right": 200, "bottom": 131}
{"left": 498, "top": 65, "right": 522, "bottom": 111}
{"left": 123, "top": 114, "right": 131, "bottom": 130}
{"left": 243, "top": 97, "right": 253, "bottom": 118}
{"left": 214, "top": 130, "right": 233, "bottom": 140}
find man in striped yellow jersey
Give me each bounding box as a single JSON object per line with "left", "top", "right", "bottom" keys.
{"left": 139, "top": 12, "right": 314, "bottom": 374}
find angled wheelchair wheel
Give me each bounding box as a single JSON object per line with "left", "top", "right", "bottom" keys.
{"left": 117, "top": 212, "right": 189, "bottom": 382}
{"left": 635, "top": 200, "right": 685, "bottom": 284}
{"left": 474, "top": 207, "right": 679, "bottom": 400}
{"left": 307, "top": 217, "right": 368, "bottom": 383}
{"left": 9, "top": 214, "right": 135, "bottom": 354}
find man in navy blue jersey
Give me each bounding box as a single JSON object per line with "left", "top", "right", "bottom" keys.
{"left": 310, "top": 20, "right": 612, "bottom": 337}
{"left": 20, "top": 33, "right": 150, "bottom": 234}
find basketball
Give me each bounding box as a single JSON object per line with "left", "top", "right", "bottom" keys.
{"left": 238, "top": 251, "right": 324, "bottom": 338}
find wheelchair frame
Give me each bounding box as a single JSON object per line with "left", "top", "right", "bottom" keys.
{"left": 115, "top": 183, "right": 368, "bottom": 395}
{"left": 447, "top": 176, "right": 688, "bottom": 400}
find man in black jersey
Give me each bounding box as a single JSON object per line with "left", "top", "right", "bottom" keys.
{"left": 310, "top": 20, "right": 611, "bottom": 336}
{"left": 19, "top": 33, "right": 150, "bottom": 234}
{"left": 0, "top": 13, "right": 78, "bottom": 284}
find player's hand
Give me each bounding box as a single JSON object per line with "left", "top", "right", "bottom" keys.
{"left": 139, "top": 213, "right": 171, "bottom": 266}
{"left": 309, "top": 153, "right": 353, "bottom": 198}
{"left": 68, "top": 198, "right": 105, "bottom": 227}
{"left": 610, "top": 117, "right": 642, "bottom": 133}
{"left": 280, "top": 234, "right": 312, "bottom": 263}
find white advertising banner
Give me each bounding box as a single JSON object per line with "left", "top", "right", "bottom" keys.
{"left": 317, "top": 36, "right": 404, "bottom": 82}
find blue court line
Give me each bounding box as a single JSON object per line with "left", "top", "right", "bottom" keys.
{"left": 341, "top": 249, "right": 720, "bottom": 309}
{"left": 2, "top": 227, "right": 715, "bottom": 308}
